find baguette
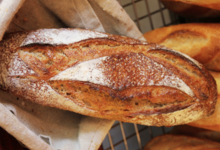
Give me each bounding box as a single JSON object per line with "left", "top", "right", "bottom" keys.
{"left": 160, "top": 0, "right": 220, "bottom": 11}
{"left": 0, "top": 28, "right": 217, "bottom": 126}
{"left": 161, "top": 1, "right": 220, "bottom": 18}
{"left": 144, "top": 134, "right": 220, "bottom": 150}
{"left": 144, "top": 23, "right": 220, "bottom": 71}
{"left": 170, "top": 125, "right": 220, "bottom": 142}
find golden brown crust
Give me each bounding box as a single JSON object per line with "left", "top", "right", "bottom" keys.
{"left": 170, "top": 125, "right": 220, "bottom": 142}
{"left": 144, "top": 23, "right": 220, "bottom": 71}
{"left": 0, "top": 28, "right": 217, "bottom": 126}
{"left": 161, "top": 1, "right": 220, "bottom": 18}
{"left": 144, "top": 134, "right": 220, "bottom": 150}
{"left": 161, "top": 0, "right": 220, "bottom": 11}
{"left": 188, "top": 71, "right": 220, "bottom": 131}
{"left": 49, "top": 80, "right": 194, "bottom": 116}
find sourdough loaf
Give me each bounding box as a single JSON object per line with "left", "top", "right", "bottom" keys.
{"left": 0, "top": 28, "right": 217, "bottom": 126}
{"left": 144, "top": 23, "right": 220, "bottom": 71}
{"left": 144, "top": 134, "right": 220, "bottom": 150}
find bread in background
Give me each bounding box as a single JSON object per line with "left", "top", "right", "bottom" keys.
{"left": 144, "top": 23, "right": 220, "bottom": 71}
{"left": 161, "top": 1, "right": 220, "bottom": 18}
{"left": 144, "top": 134, "right": 220, "bottom": 150}
{"left": 170, "top": 125, "right": 220, "bottom": 142}
{"left": 161, "top": 0, "right": 220, "bottom": 11}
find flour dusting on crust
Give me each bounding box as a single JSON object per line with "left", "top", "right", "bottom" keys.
{"left": 8, "top": 53, "right": 36, "bottom": 76}
{"left": 50, "top": 56, "right": 110, "bottom": 86}
{"left": 21, "top": 29, "right": 108, "bottom": 46}
{"left": 50, "top": 53, "right": 194, "bottom": 97}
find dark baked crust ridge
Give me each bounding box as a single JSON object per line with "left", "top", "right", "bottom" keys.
{"left": 17, "top": 40, "right": 214, "bottom": 97}
{"left": 147, "top": 49, "right": 209, "bottom": 99}
{"left": 17, "top": 39, "right": 150, "bottom": 80}
{"left": 147, "top": 49, "right": 217, "bottom": 116}
{"left": 48, "top": 80, "right": 194, "bottom": 115}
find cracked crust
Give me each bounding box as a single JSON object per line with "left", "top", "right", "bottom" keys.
{"left": 0, "top": 28, "right": 217, "bottom": 126}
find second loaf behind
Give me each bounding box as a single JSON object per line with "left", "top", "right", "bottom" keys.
{"left": 144, "top": 23, "right": 220, "bottom": 71}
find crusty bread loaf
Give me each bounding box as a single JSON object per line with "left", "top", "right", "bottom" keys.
{"left": 161, "top": 0, "right": 220, "bottom": 11}
{"left": 188, "top": 71, "right": 220, "bottom": 131}
{"left": 0, "top": 28, "right": 217, "bottom": 126}
{"left": 144, "top": 23, "right": 220, "bottom": 71}
{"left": 170, "top": 125, "right": 220, "bottom": 142}
{"left": 144, "top": 134, "right": 220, "bottom": 150}
{"left": 161, "top": 1, "right": 220, "bottom": 18}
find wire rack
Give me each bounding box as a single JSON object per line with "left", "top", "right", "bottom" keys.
{"left": 101, "top": 0, "right": 180, "bottom": 150}
{"left": 120, "top": 0, "right": 180, "bottom": 33}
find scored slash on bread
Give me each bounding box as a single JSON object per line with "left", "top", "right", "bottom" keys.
{"left": 0, "top": 28, "right": 217, "bottom": 126}
{"left": 189, "top": 71, "right": 220, "bottom": 131}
